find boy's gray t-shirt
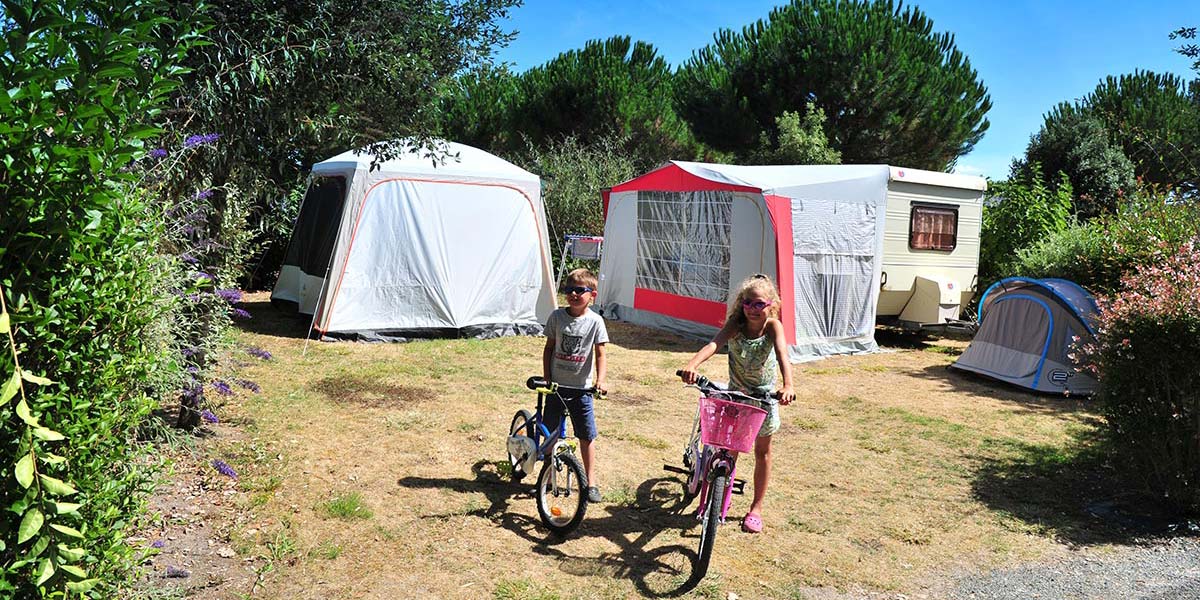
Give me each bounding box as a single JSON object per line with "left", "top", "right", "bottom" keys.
{"left": 546, "top": 308, "right": 609, "bottom": 387}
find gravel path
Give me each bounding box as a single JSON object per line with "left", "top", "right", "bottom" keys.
{"left": 948, "top": 537, "right": 1200, "bottom": 600}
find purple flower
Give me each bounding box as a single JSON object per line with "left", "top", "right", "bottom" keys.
{"left": 180, "top": 381, "right": 201, "bottom": 400}
{"left": 186, "top": 365, "right": 199, "bottom": 374}
{"left": 180, "top": 253, "right": 200, "bottom": 265}
{"left": 148, "top": 148, "right": 168, "bottom": 159}
{"left": 151, "top": 540, "right": 165, "bottom": 548}
{"left": 211, "top": 459, "right": 237, "bottom": 479}
{"left": 215, "top": 288, "right": 243, "bottom": 304}
{"left": 165, "top": 565, "right": 190, "bottom": 578}
{"left": 181, "top": 347, "right": 200, "bottom": 358}
{"left": 236, "top": 379, "right": 261, "bottom": 393}
{"left": 246, "top": 347, "right": 272, "bottom": 360}
{"left": 194, "top": 189, "right": 214, "bottom": 200}
{"left": 184, "top": 133, "right": 220, "bottom": 147}
{"left": 231, "top": 308, "right": 252, "bottom": 320}
{"left": 200, "top": 409, "right": 219, "bottom": 423}
{"left": 212, "top": 380, "right": 233, "bottom": 396}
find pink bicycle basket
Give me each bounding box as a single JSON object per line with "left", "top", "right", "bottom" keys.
{"left": 698, "top": 396, "right": 767, "bottom": 453}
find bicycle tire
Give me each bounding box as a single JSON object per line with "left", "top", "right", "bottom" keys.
{"left": 695, "top": 470, "right": 727, "bottom": 580}
{"left": 507, "top": 409, "right": 534, "bottom": 482}
{"left": 681, "top": 440, "right": 704, "bottom": 506}
{"left": 535, "top": 451, "right": 588, "bottom": 536}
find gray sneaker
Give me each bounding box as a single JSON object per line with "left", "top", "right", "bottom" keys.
{"left": 587, "top": 486, "right": 602, "bottom": 503}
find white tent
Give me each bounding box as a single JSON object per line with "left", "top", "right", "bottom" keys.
{"left": 271, "top": 141, "right": 557, "bottom": 341}
{"left": 598, "top": 161, "right": 981, "bottom": 362}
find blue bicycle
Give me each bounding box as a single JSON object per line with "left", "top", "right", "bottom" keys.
{"left": 506, "top": 376, "right": 602, "bottom": 535}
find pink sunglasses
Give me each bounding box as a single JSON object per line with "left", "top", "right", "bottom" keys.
{"left": 741, "top": 299, "right": 773, "bottom": 311}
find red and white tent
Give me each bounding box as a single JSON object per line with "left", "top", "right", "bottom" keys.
{"left": 597, "top": 161, "right": 895, "bottom": 361}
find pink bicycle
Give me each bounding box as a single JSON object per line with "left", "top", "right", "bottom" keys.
{"left": 665, "top": 371, "right": 778, "bottom": 580}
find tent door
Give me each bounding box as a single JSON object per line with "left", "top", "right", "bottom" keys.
{"left": 977, "top": 295, "right": 1054, "bottom": 380}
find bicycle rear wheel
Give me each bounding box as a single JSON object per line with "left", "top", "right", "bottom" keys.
{"left": 507, "top": 409, "right": 534, "bottom": 482}
{"left": 694, "top": 470, "right": 727, "bottom": 580}
{"left": 536, "top": 451, "right": 588, "bottom": 536}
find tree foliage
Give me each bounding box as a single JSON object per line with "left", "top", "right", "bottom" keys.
{"left": 1010, "top": 110, "right": 1136, "bottom": 218}
{"left": 444, "top": 36, "right": 697, "bottom": 166}
{"left": 158, "top": 0, "right": 521, "bottom": 287}
{"left": 674, "top": 0, "right": 991, "bottom": 170}
{"left": 745, "top": 104, "right": 841, "bottom": 165}
{"left": 1022, "top": 70, "right": 1200, "bottom": 208}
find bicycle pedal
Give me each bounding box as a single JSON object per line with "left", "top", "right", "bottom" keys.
{"left": 732, "top": 479, "right": 746, "bottom": 494}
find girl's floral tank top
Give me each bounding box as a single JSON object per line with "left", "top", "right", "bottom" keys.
{"left": 727, "top": 331, "right": 777, "bottom": 394}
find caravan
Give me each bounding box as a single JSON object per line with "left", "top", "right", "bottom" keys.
{"left": 596, "top": 162, "right": 986, "bottom": 361}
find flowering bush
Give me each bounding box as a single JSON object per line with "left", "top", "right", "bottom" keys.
{"left": 1088, "top": 237, "right": 1200, "bottom": 512}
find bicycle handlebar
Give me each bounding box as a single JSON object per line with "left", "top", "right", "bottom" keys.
{"left": 526, "top": 376, "right": 604, "bottom": 397}
{"left": 675, "top": 370, "right": 782, "bottom": 402}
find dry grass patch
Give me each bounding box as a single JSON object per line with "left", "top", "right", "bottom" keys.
{"left": 182, "top": 294, "right": 1144, "bottom": 599}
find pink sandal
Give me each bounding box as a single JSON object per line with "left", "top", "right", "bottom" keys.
{"left": 742, "top": 512, "right": 763, "bottom": 533}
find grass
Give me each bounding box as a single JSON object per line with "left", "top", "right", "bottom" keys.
{"left": 205, "top": 293, "right": 1136, "bottom": 599}
{"left": 316, "top": 492, "right": 373, "bottom": 520}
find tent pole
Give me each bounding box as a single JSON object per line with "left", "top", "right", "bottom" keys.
{"left": 302, "top": 247, "right": 336, "bottom": 357}
{"left": 301, "top": 274, "right": 328, "bottom": 357}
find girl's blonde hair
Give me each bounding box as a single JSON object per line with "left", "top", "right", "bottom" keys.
{"left": 725, "top": 273, "right": 781, "bottom": 328}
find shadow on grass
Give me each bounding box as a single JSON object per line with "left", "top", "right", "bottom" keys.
{"left": 525, "top": 475, "right": 720, "bottom": 597}
{"left": 971, "top": 426, "right": 1197, "bottom": 546}
{"left": 232, "top": 299, "right": 314, "bottom": 339}
{"left": 398, "top": 463, "right": 719, "bottom": 597}
{"left": 901, "top": 362, "right": 1099, "bottom": 418}
{"left": 605, "top": 320, "right": 703, "bottom": 354}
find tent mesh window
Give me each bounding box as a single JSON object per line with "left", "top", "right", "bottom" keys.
{"left": 634, "top": 191, "right": 731, "bottom": 302}
{"left": 284, "top": 175, "right": 347, "bottom": 276}
{"left": 909, "top": 202, "right": 958, "bottom": 251}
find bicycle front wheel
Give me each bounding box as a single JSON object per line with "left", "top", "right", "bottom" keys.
{"left": 536, "top": 451, "right": 588, "bottom": 536}
{"left": 681, "top": 439, "right": 705, "bottom": 506}
{"left": 695, "top": 471, "right": 727, "bottom": 580}
{"left": 507, "top": 409, "right": 534, "bottom": 482}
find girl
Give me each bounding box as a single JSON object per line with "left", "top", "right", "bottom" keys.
{"left": 678, "top": 274, "right": 795, "bottom": 534}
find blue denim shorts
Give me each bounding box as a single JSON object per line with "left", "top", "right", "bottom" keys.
{"left": 542, "top": 391, "right": 598, "bottom": 441}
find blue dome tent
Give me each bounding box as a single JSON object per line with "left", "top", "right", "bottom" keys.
{"left": 951, "top": 278, "right": 1099, "bottom": 395}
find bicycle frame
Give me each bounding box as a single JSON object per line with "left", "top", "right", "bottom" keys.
{"left": 530, "top": 388, "right": 572, "bottom": 460}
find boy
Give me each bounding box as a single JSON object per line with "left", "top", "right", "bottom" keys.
{"left": 543, "top": 268, "right": 608, "bottom": 503}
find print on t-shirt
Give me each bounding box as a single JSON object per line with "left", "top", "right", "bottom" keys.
{"left": 557, "top": 334, "right": 586, "bottom": 363}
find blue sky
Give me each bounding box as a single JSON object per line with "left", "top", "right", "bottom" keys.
{"left": 493, "top": 0, "right": 1198, "bottom": 181}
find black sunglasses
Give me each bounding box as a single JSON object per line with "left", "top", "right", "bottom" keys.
{"left": 562, "top": 286, "right": 594, "bottom": 295}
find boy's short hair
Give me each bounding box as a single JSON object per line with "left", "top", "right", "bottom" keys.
{"left": 565, "top": 268, "right": 598, "bottom": 290}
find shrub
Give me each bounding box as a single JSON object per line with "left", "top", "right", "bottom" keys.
{"left": 0, "top": 1, "right": 202, "bottom": 595}
{"left": 1086, "top": 238, "right": 1200, "bottom": 512}
{"left": 1012, "top": 187, "right": 1200, "bottom": 294}
{"left": 511, "top": 135, "right": 640, "bottom": 267}
{"left": 979, "top": 170, "right": 1072, "bottom": 285}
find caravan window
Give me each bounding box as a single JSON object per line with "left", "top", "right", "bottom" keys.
{"left": 634, "top": 191, "right": 732, "bottom": 302}
{"left": 909, "top": 202, "right": 958, "bottom": 251}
